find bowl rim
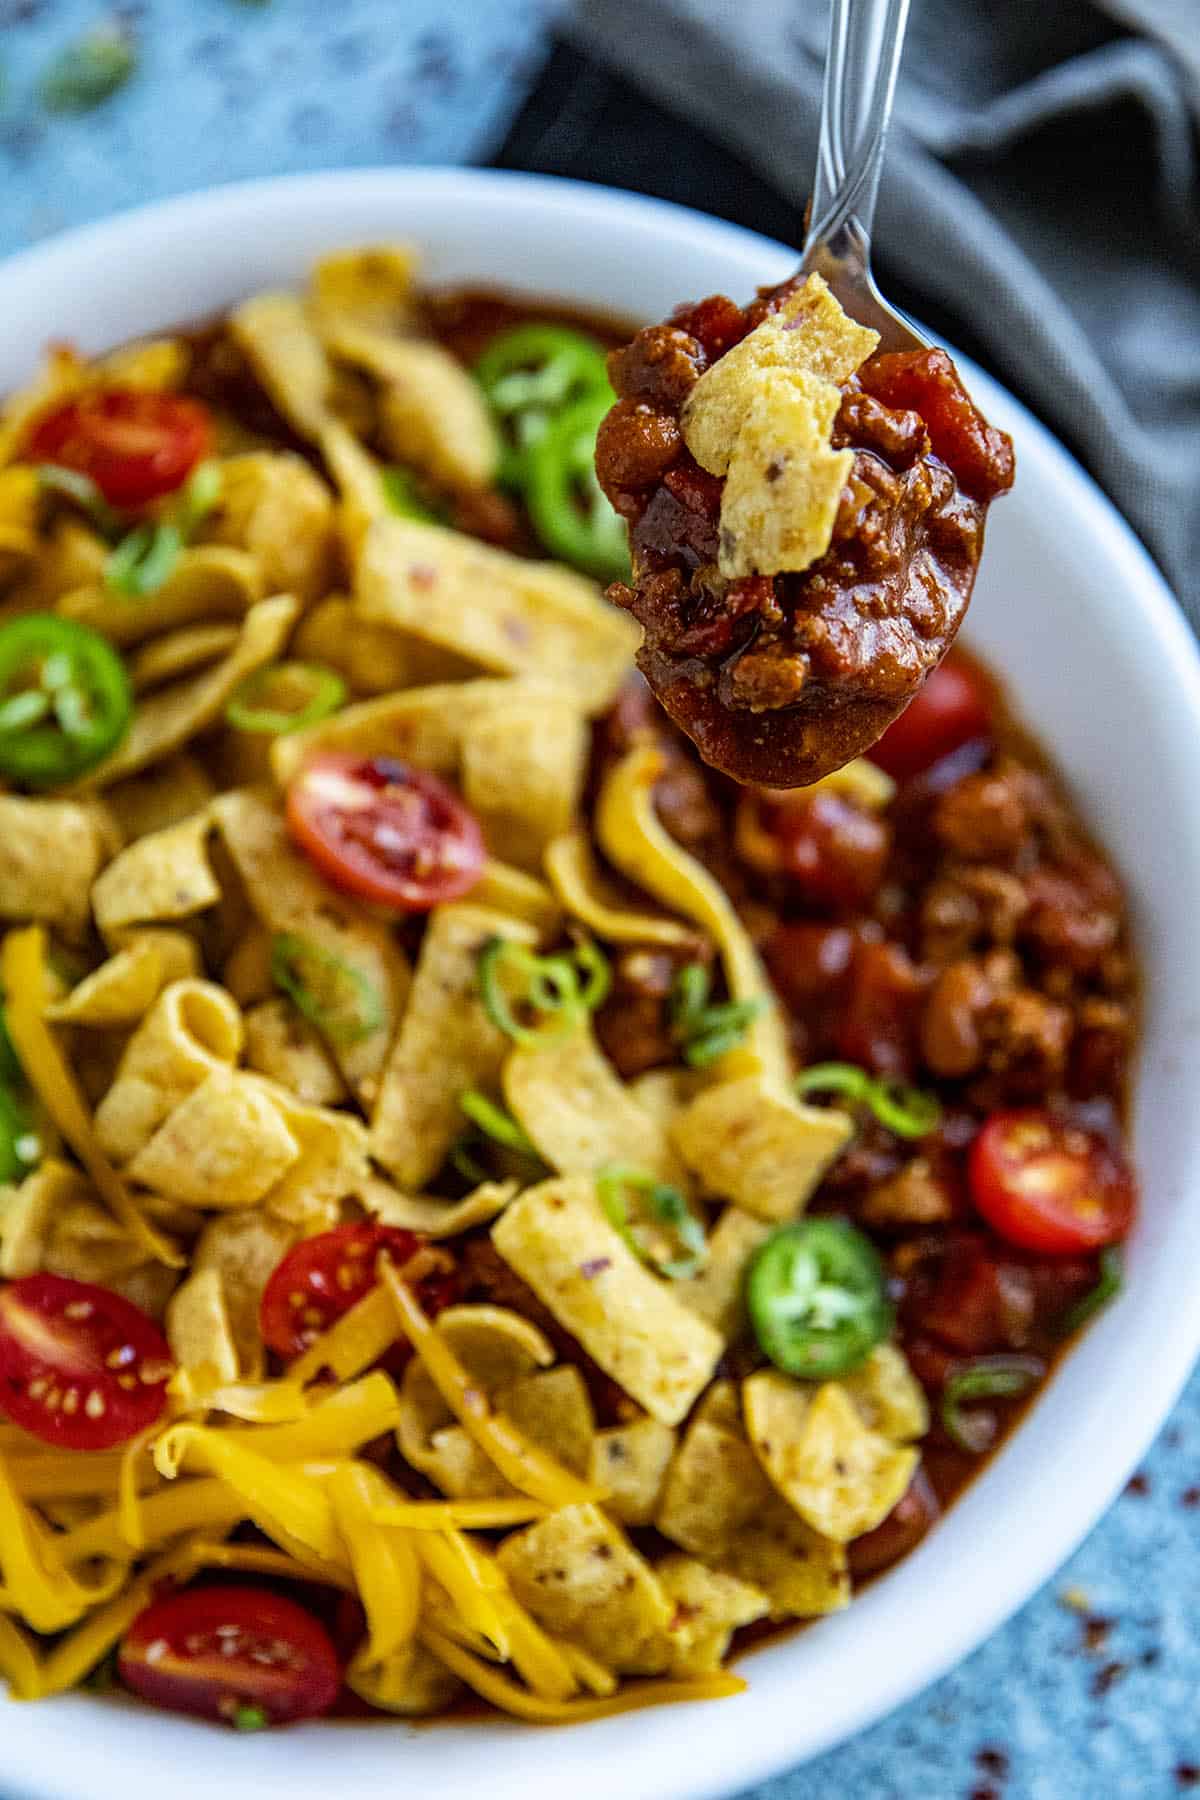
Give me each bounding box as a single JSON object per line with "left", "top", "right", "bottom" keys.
{"left": 2, "top": 165, "right": 1200, "bottom": 1800}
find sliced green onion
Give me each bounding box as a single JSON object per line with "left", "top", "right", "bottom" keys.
{"left": 685, "top": 1023, "right": 757, "bottom": 1069}
{"left": 37, "top": 464, "right": 122, "bottom": 537}
{"left": 226, "top": 662, "right": 346, "bottom": 736}
{"left": 458, "top": 1090, "right": 540, "bottom": 1160}
{"left": 570, "top": 936, "right": 613, "bottom": 1012}
{"left": 448, "top": 1135, "right": 491, "bottom": 1187}
{"left": 671, "top": 962, "right": 710, "bottom": 1023}
{"left": 669, "top": 962, "right": 764, "bottom": 1069}
{"left": 596, "top": 1163, "right": 708, "bottom": 1280}
{"left": 177, "top": 459, "right": 223, "bottom": 535}
{"left": 794, "top": 1064, "right": 873, "bottom": 1105}
{"left": 104, "top": 459, "right": 223, "bottom": 598}
{"left": 40, "top": 27, "right": 137, "bottom": 115}
{"left": 478, "top": 935, "right": 609, "bottom": 1048}
{"left": 105, "top": 521, "right": 183, "bottom": 597}
{"left": 381, "top": 466, "right": 443, "bottom": 524}
{"left": 868, "top": 1080, "right": 942, "bottom": 1138}
{"left": 794, "top": 1061, "right": 942, "bottom": 1140}
{"left": 940, "top": 1354, "right": 1044, "bottom": 1455}
{"left": 526, "top": 957, "right": 578, "bottom": 1016}
{"left": 1060, "top": 1247, "right": 1123, "bottom": 1338}
{"left": 232, "top": 1705, "right": 269, "bottom": 1732}
{"left": 270, "top": 934, "right": 383, "bottom": 1047}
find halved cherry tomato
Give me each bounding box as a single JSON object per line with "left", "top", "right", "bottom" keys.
{"left": 286, "top": 753, "right": 485, "bottom": 912}
{"left": 0, "top": 1273, "right": 173, "bottom": 1450}
{"left": 969, "top": 1109, "right": 1136, "bottom": 1255}
{"left": 858, "top": 347, "right": 1015, "bottom": 502}
{"left": 26, "top": 389, "right": 213, "bottom": 509}
{"left": 119, "top": 1586, "right": 341, "bottom": 1728}
{"left": 870, "top": 654, "right": 992, "bottom": 782}
{"left": 260, "top": 1221, "right": 458, "bottom": 1361}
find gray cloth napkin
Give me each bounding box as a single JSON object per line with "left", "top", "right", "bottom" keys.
{"left": 565, "top": 0, "right": 1200, "bottom": 630}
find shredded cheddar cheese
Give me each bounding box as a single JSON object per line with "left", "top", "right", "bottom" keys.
{"left": 379, "top": 1259, "right": 601, "bottom": 1509}
{"left": 1, "top": 925, "right": 182, "bottom": 1268}
{"left": 152, "top": 1427, "right": 345, "bottom": 1565}
{"left": 419, "top": 1624, "right": 746, "bottom": 1722}
{"left": 288, "top": 1282, "right": 400, "bottom": 1387}
{"left": 330, "top": 1464, "right": 421, "bottom": 1665}
{"left": 370, "top": 1496, "right": 549, "bottom": 1531}
{"left": 0, "top": 1453, "right": 124, "bottom": 1633}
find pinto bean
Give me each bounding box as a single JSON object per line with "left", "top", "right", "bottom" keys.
{"left": 595, "top": 398, "right": 681, "bottom": 498}
{"left": 922, "top": 952, "right": 1072, "bottom": 1090}
{"left": 933, "top": 769, "right": 1029, "bottom": 861}
{"left": 921, "top": 958, "right": 994, "bottom": 1077}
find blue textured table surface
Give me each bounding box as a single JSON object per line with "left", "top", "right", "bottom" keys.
{"left": 1, "top": 5, "right": 1197, "bottom": 1796}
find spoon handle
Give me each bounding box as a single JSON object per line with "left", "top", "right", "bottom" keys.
{"left": 805, "top": 0, "right": 911, "bottom": 262}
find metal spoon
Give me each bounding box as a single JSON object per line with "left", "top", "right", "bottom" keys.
{"left": 801, "top": 0, "right": 924, "bottom": 354}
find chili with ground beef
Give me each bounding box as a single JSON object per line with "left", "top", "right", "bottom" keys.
{"left": 180, "top": 287, "right": 1134, "bottom": 1595}
{"left": 584, "top": 644, "right": 1134, "bottom": 1552}
{"left": 594, "top": 274, "right": 1015, "bottom": 787}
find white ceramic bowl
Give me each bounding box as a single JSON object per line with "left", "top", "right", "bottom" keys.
{"left": 2, "top": 169, "right": 1199, "bottom": 1800}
